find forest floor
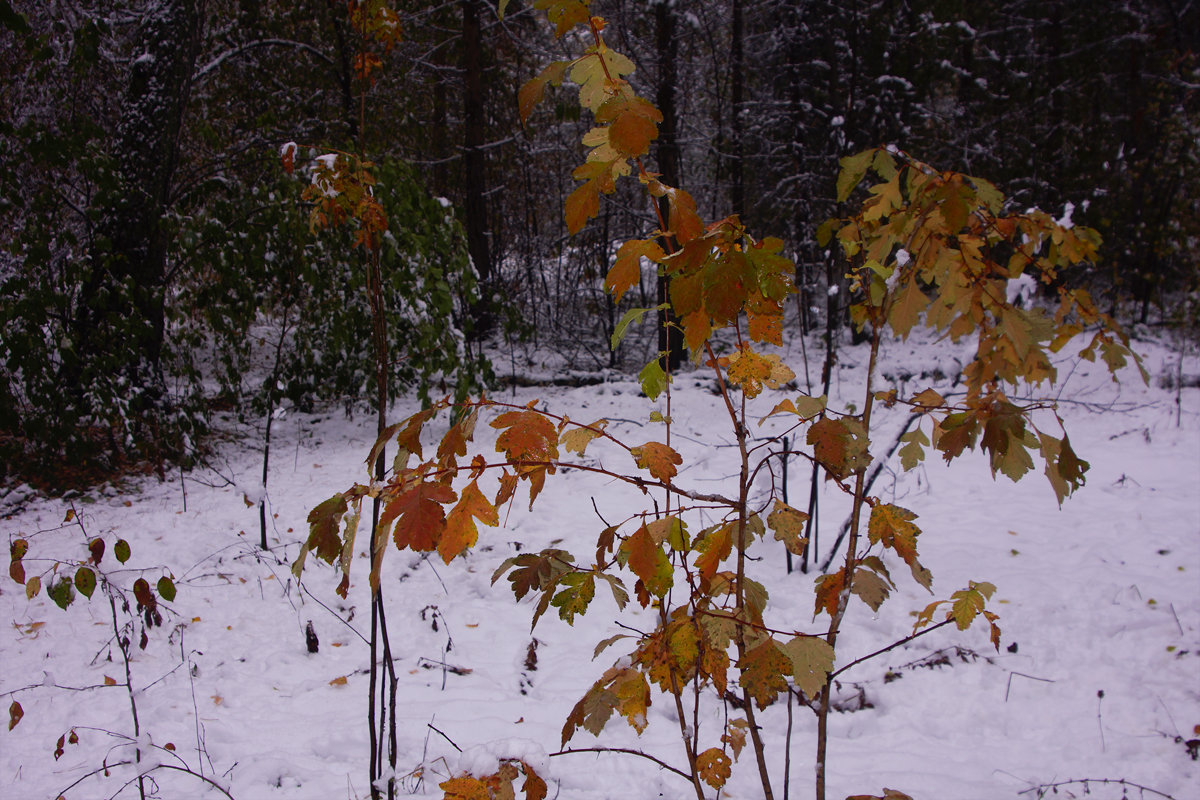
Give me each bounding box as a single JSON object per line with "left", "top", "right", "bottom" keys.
{"left": 3, "top": 326, "right": 1198, "bottom": 800}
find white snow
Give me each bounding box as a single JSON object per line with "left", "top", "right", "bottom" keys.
{"left": 2, "top": 328, "right": 1197, "bottom": 800}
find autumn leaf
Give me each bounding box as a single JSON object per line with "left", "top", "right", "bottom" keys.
{"left": 560, "top": 420, "right": 608, "bottom": 455}
{"left": 696, "top": 748, "right": 732, "bottom": 789}
{"left": 807, "top": 417, "right": 870, "bottom": 479}
{"left": 667, "top": 188, "right": 703, "bottom": 244}
{"left": 779, "top": 636, "right": 835, "bottom": 698}
{"left": 630, "top": 441, "right": 683, "bottom": 482}
{"left": 606, "top": 239, "right": 664, "bottom": 302}
{"left": 439, "top": 480, "right": 497, "bottom": 563}
{"left": 385, "top": 481, "right": 457, "bottom": 552}
{"left": 8, "top": 700, "right": 22, "bottom": 731}
{"left": 813, "top": 567, "right": 846, "bottom": 619}
{"left": 73, "top": 567, "right": 96, "bottom": 599}
{"left": 493, "top": 410, "right": 559, "bottom": 464}
{"left": 637, "top": 358, "right": 668, "bottom": 401}
{"left": 695, "top": 523, "right": 733, "bottom": 583}
{"left": 724, "top": 348, "right": 795, "bottom": 399}
{"left": 302, "top": 494, "right": 349, "bottom": 568}
{"left": 565, "top": 180, "right": 601, "bottom": 235}
{"left": 897, "top": 427, "right": 929, "bottom": 471}
{"left": 622, "top": 525, "right": 673, "bottom": 599}
{"left": 518, "top": 60, "right": 570, "bottom": 124}
{"left": 550, "top": 572, "right": 595, "bottom": 624}
{"left": 868, "top": 503, "right": 921, "bottom": 566}
{"left": 837, "top": 148, "right": 876, "bottom": 202}
{"left": 440, "top": 775, "right": 491, "bottom": 800}
{"left": 768, "top": 500, "right": 809, "bottom": 555}
{"left": 533, "top": 0, "right": 591, "bottom": 37}
{"left": 738, "top": 638, "right": 791, "bottom": 709}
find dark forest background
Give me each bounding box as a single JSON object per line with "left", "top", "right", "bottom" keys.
{"left": 1, "top": 0, "right": 1196, "bottom": 486}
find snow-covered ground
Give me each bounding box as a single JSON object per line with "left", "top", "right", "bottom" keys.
{"left": 3, "top": 329, "right": 1198, "bottom": 800}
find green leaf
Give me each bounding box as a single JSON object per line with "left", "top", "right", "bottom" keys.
{"left": 898, "top": 427, "right": 929, "bottom": 472}
{"left": 73, "top": 567, "right": 96, "bottom": 599}
{"left": 47, "top": 578, "right": 74, "bottom": 610}
{"left": 611, "top": 305, "right": 657, "bottom": 350}
{"left": 638, "top": 358, "right": 668, "bottom": 401}
{"left": 837, "top": 149, "right": 876, "bottom": 202}
{"left": 114, "top": 539, "right": 131, "bottom": 564}
{"left": 551, "top": 572, "right": 595, "bottom": 624}
{"left": 156, "top": 576, "right": 177, "bottom": 603}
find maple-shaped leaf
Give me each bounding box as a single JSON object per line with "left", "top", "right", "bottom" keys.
{"left": 562, "top": 682, "right": 618, "bottom": 744}
{"left": 837, "top": 149, "right": 876, "bottom": 202}
{"left": 949, "top": 581, "right": 996, "bottom": 631}
{"left": 565, "top": 179, "right": 601, "bottom": 235}
{"left": 814, "top": 567, "right": 846, "bottom": 619}
{"left": 534, "top": 0, "right": 591, "bottom": 37}
{"left": 387, "top": 481, "right": 457, "bottom": 552}
{"left": 606, "top": 239, "right": 664, "bottom": 302}
{"left": 638, "top": 357, "right": 668, "bottom": 401}
{"left": 703, "top": 249, "right": 753, "bottom": 325}
{"left": 724, "top": 348, "right": 795, "bottom": 399}
{"left": 559, "top": 419, "right": 608, "bottom": 455}
{"left": 768, "top": 500, "right": 809, "bottom": 556}
{"left": 679, "top": 309, "right": 712, "bottom": 354}
{"left": 602, "top": 97, "right": 662, "bottom": 157}
{"left": 439, "top": 480, "right": 498, "bottom": 564}
{"left": 897, "top": 427, "right": 929, "bottom": 471}
{"left": 696, "top": 748, "right": 733, "bottom": 789}
{"left": 621, "top": 525, "right": 673, "bottom": 599}
{"left": 807, "top": 417, "right": 870, "bottom": 479}
{"left": 668, "top": 188, "right": 704, "bottom": 244}
{"left": 630, "top": 441, "right": 682, "bottom": 482}
{"left": 550, "top": 572, "right": 595, "bottom": 624}
{"left": 934, "top": 411, "right": 979, "bottom": 464}
{"left": 851, "top": 568, "right": 891, "bottom": 611}
{"left": 520, "top": 763, "right": 548, "bottom": 800}
{"left": 780, "top": 635, "right": 835, "bottom": 699}
{"left": 519, "top": 60, "right": 570, "bottom": 124}
{"left": 738, "top": 638, "right": 791, "bottom": 709}
{"left": 492, "top": 409, "right": 559, "bottom": 506}
{"left": 887, "top": 279, "right": 928, "bottom": 339}
{"left": 867, "top": 503, "right": 921, "bottom": 566}
{"left": 746, "top": 294, "right": 785, "bottom": 345}
{"left": 301, "top": 494, "right": 349, "bottom": 569}
{"left": 437, "top": 407, "right": 478, "bottom": 467}
{"left": 695, "top": 523, "right": 733, "bottom": 583}
{"left": 440, "top": 775, "right": 491, "bottom": 800}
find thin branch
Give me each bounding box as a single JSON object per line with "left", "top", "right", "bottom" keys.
{"left": 829, "top": 619, "right": 955, "bottom": 680}
{"left": 551, "top": 747, "right": 690, "bottom": 781}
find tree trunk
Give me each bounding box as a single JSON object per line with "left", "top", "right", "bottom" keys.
{"left": 73, "top": 0, "right": 204, "bottom": 439}
{"left": 655, "top": 0, "right": 685, "bottom": 371}
{"left": 461, "top": 0, "right": 493, "bottom": 335}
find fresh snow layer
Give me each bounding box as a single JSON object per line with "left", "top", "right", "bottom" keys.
{"left": 2, "top": 331, "right": 1197, "bottom": 800}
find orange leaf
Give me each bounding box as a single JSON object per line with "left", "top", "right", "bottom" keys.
{"left": 607, "top": 239, "right": 664, "bottom": 303}
{"left": 439, "top": 480, "right": 498, "bottom": 564}
{"left": 565, "top": 180, "right": 600, "bottom": 235}
{"left": 696, "top": 747, "right": 732, "bottom": 789}
{"left": 630, "top": 441, "right": 683, "bottom": 483}
{"left": 329, "top": 675, "right": 348, "bottom": 686}
{"left": 623, "top": 525, "right": 672, "bottom": 599}
{"left": 387, "top": 481, "right": 457, "bottom": 552}
{"left": 668, "top": 188, "right": 703, "bottom": 244}
{"left": 440, "top": 775, "right": 491, "bottom": 800}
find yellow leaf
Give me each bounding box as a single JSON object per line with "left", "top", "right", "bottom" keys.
{"left": 630, "top": 441, "right": 682, "bottom": 482}
{"left": 329, "top": 676, "right": 348, "bottom": 686}
{"left": 559, "top": 420, "right": 608, "bottom": 455}
{"left": 696, "top": 748, "right": 732, "bottom": 789}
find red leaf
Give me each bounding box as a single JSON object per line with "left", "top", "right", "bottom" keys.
{"left": 386, "top": 481, "right": 457, "bottom": 552}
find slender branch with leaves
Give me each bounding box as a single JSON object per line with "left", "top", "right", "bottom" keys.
{"left": 295, "top": 2, "right": 1143, "bottom": 799}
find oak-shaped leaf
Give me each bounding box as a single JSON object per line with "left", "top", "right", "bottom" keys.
{"left": 696, "top": 748, "right": 733, "bottom": 789}
{"left": 780, "top": 635, "right": 835, "bottom": 699}
{"left": 630, "top": 441, "right": 682, "bottom": 483}
{"left": 738, "top": 638, "right": 791, "bottom": 709}
{"left": 814, "top": 567, "right": 846, "bottom": 619}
